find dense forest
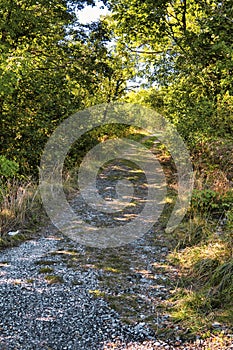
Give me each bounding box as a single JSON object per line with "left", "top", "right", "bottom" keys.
{"left": 0, "top": 0, "right": 233, "bottom": 345}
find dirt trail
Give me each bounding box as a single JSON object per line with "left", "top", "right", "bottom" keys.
{"left": 0, "top": 154, "right": 232, "bottom": 349}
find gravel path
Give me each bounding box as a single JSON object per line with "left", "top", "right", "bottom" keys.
{"left": 1, "top": 227, "right": 232, "bottom": 349}
{"left": 0, "top": 229, "right": 157, "bottom": 350}
{"left": 1, "top": 159, "right": 232, "bottom": 349}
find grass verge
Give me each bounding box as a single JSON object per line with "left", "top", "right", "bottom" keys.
{"left": 168, "top": 204, "right": 233, "bottom": 334}
{"left": 0, "top": 179, "right": 47, "bottom": 249}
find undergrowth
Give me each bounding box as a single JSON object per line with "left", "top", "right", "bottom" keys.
{"left": 168, "top": 184, "right": 233, "bottom": 332}
{"left": 0, "top": 179, "right": 45, "bottom": 248}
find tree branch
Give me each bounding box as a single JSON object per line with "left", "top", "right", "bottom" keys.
{"left": 165, "top": 19, "right": 187, "bottom": 54}
{"left": 182, "top": 0, "right": 187, "bottom": 33}
{"left": 126, "top": 45, "right": 172, "bottom": 55}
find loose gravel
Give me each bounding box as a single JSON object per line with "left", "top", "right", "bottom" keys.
{"left": 1, "top": 228, "right": 232, "bottom": 349}
{"left": 0, "top": 230, "right": 157, "bottom": 350}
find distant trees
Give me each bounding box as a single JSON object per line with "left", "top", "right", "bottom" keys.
{"left": 107, "top": 0, "right": 233, "bottom": 145}
{"left": 0, "top": 0, "right": 131, "bottom": 174}
{"left": 1, "top": 0, "right": 232, "bottom": 174}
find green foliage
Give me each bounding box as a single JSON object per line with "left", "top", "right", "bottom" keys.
{"left": 0, "top": 1, "right": 131, "bottom": 175}
{"left": 109, "top": 0, "right": 233, "bottom": 144}
{"left": 0, "top": 156, "right": 19, "bottom": 180}
{"left": 64, "top": 123, "right": 133, "bottom": 170}
{"left": 191, "top": 189, "right": 233, "bottom": 216}
{"left": 191, "top": 189, "right": 220, "bottom": 213}
{"left": 226, "top": 210, "right": 233, "bottom": 232}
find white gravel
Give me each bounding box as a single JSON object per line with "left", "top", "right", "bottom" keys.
{"left": 0, "top": 231, "right": 157, "bottom": 350}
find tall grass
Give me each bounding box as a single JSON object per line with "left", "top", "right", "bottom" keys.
{"left": 0, "top": 179, "right": 42, "bottom": 243}
{"left": 167, "top": 163, "right": 233, "bottom": 332}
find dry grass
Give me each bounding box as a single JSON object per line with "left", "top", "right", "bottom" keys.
{"left": 168, "top": 207, "right": 233, "bottom": 331}
{"left": 0, "top": 179, "right": 43, "bottom": 244}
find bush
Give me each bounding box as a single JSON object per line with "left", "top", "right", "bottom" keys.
{"left": 191, "top": 189, "right": 233, "bottom": 216}
{"left": 0, "top": 156, "right": 19, "bottom": 180}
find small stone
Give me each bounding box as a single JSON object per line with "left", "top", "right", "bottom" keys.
{"left": 212, "top": 322, "right": 221, "bottom": 328}
{"left": 161, "top": 247, "right": 168, "bottom": 252}
{"left": 154, "top": 341, "right": 162, "bottom": 346}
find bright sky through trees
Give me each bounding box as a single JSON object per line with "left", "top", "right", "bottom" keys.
{"left": 76, "top": 1, "right": 109, "bottom": 24}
